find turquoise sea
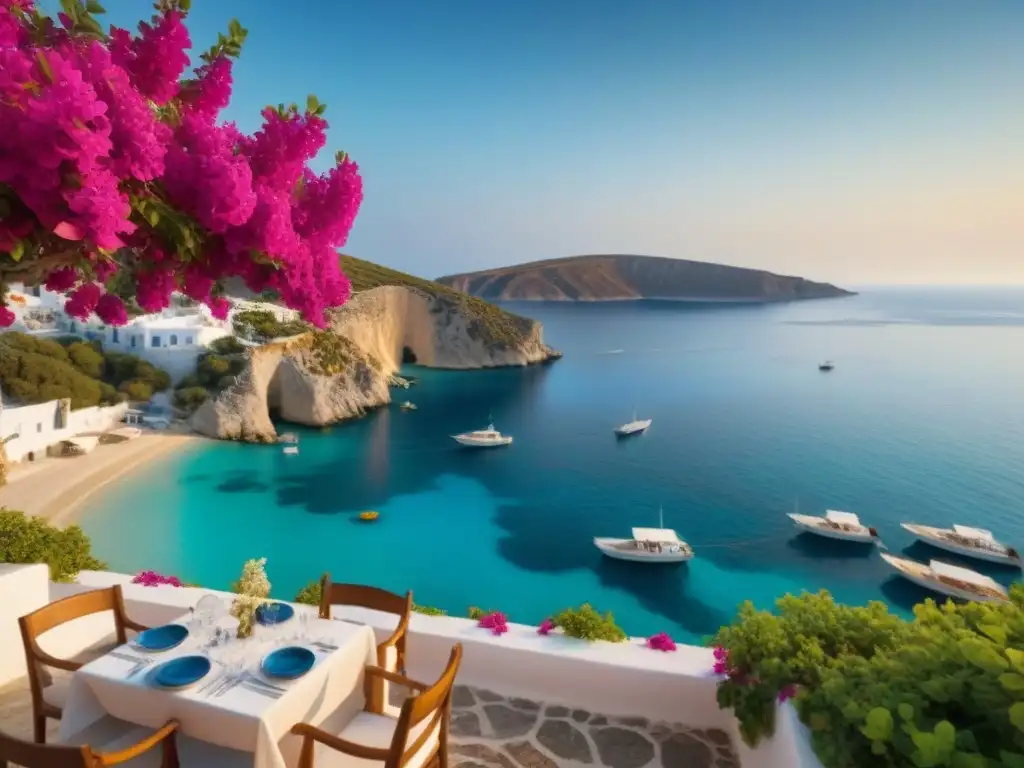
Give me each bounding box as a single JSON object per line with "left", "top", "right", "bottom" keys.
{"left": 81, "top": 287, "right": 1024, "bottom": 643}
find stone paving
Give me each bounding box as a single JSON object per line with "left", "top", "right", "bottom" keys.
{"left": 445, "top": 686, "right": 739, "bottom": 768}
{"left": 0, "top": 677, "right": 740, "bottom": 768}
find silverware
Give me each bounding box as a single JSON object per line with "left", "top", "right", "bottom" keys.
{"left": 126, "top": 662, "right": 150, "bottom": 678}
{"left": 312, "top": 641, "right": 338, "bottom": 651}
{"left": 242, "top": 680, "right": 282, "bottom": 699}
{"left": 245, "top": 675, "right": 287, "bottom": 693}
{"left": 110, "top": 650, "right": 147, "bottom": 663}
{"left": 197, "top": 674, "right": 223, "bottom": 694}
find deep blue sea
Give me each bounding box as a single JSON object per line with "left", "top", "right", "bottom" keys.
{"left": 80, "top": 287, "right": 1024, "bottom": 643}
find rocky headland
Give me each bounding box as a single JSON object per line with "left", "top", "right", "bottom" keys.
{"left": 191, "top": 281, "right": 559, "bottom": 443}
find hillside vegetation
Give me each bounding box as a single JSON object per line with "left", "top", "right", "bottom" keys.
{"left": 437, "top": 254, "right": 852, "bottom": 302}
{"left": 339, "top": 254, "right": 535, "bottom": 346}
{"left": 0, "top": 333, "right": 171, "bottom": 409}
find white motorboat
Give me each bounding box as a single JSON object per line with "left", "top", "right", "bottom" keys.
{"left": 283, "top": 445, "right": 299, "bottom": 455}
{"left": 452, "top": 424, "right": 513, "bottom": 448}
{"left": 880, "top": 553, "right": 1009, "bottom": 603}
{"left": 615, "top": 410, "right": 652, "bottom": 437}
{"left": 788, "top": 509, "right": 880, "bottom": 544}
{"left": 901, "top": 523, "right": 1022, "bottom": 568}
{"left": 594, "top": 507, "right": 694, "bottom": 563}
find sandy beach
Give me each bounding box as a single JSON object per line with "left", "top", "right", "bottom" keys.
{"left": 0, "top": 431, "right": 204, "bottom": 525}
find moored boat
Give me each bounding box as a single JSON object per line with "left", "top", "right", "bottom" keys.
{"left": 819, "top": 360, "right": 834, "bottom": 371}
{"left": 452, "top": 424, "right": 513, "bottom": 448}
{"left": 594, "top": 507, "right": 694, "bottom": 563}
{"left": 787, "top": 509, "right": 880, "bottom": 544}
{"left": 901, "top": 523, "right": 1022, "bottom": 568}
{"left": 880, "top": 553, "right": 1009, "bottom": 603}
{"left": 615, "top": 409, "right": 652, "bottom": 437}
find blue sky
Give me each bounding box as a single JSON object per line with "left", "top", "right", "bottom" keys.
{"left": 72, "top": 1, "right": 1024, "bottom": 284}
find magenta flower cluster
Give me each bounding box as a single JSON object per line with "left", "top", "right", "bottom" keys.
{"left": 477, "top": 612, "right": 509, "bottom": 636}
{"left": 646, "top": 632, "right": 677, "bottom": 652}
{"left": 0, "top": 0, "right": 362, "bottom": 329}
{"left": 712, "top": 645, "right": 730, "bottom": 675}
{"left": 131, "top": 570, "right": 183, "bottom": 587}
{"left": 537, "top": 618, "right": 555, "bottom": 635}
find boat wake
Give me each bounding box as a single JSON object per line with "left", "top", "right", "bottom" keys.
{"left": 598, "top": 349, "right": 625, "bottom": 355}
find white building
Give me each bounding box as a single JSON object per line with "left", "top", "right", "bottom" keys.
{"left": 0, "top": 397, "right": 128, "bottom": 463}
{"left": 5, "top": 284, "right": 235, "bottom": 382}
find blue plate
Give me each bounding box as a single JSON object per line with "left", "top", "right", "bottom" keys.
{"left": 255, "top": 602, "right": 295, "bottom": 626}
{"left": 136, "top": 624, "right": 189, "bottom": 652}
{"left": 154, "top": 655, "right": 210, "bottom": 689}
{"left": 261, "top": 646, "right": 315, "bottom": 679}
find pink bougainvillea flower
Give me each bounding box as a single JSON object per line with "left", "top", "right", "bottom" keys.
{"left": 131, "top": 570, "right": 183, "bottom": 587}
{"left": 0, "top": 305, "right": 15, "bottom": 328}
{"left": 712, "top": 646, "right": 730, "bottom": 675}
{"left": 777, "top": 684, "right": 798, "bottom": 703}
{"left": 537, "top": 618, "right": 555, "bottom": 636}
{"left": 477, "top": 612, "right": 509, "bottom": 636}
{"left": 647, "top": 632, "right": 677, "bottom": 652}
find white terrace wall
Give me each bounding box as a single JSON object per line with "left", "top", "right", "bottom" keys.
{"left": 0, "top": 566, "right": 823, "bottom": 768}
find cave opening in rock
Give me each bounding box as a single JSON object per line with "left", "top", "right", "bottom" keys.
{"left": 401, "top": 346, "right": 418, "bottom": 364}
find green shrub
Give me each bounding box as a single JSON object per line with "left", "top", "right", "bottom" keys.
{"left": 134, "top": 361, "right": 170, "bottom": 392}
{"left": 66, "top": 342, "right": 105, "bottom": 379}
{"left": 0, "top": 508, "right": 107, "bottom": 581}
{"left": 467, "top": 606, "right": 497, "bottom": 620}
{"left": 553, "top": 603, "right": 626, "bottom": 642}
{"left": 197, "top": 354, "right": 231, "bottom": 387}
{"left": 119, "top": 378, "right": 154, "bottom": 402}
{"left": 413, "top": 604, "right": 447, "bottom": 616}
{"left": 294, "top": 574, "right": 327, "bottom": 606}
{"left": 98, "top": 382, "right": 122, "bottom": 405}
{"left": 0, "top": 333, "right": 71, "bottom": 363}
{"left": 175, "top": 373, "right": 202, "bottom": 389}
{"left": 209, "top": 336, "right": 246, "bottom": 355}
{"left": 712, "top": 589, "right": 1024, "bottom": 767}
{"left": 232, "top": 309, "right": 308, "bottom": 340}
{"left": 173, "top": 386, "right": 209, "bottom": 411}
{"left": 0, "top": 343, "right": 103, "bottom": 409}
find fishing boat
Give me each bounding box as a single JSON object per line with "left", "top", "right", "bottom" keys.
{"left": 282, "top": 445, "right": 299, "bottom": 455}
{"left": 399, "top": 401, "right": 417, "bottom": 411}
{"left": 452, "top": 423, "right": 513, "bottom": 448}
{"left": 788, "top": 509, "right": 880, "bottom": 544}
{"left": 819, "top": 361, "right": 834, "bottom": 371}
{"left": 880, "top": 553, "right": 1009, "bottom": 603}
{"left": 615, "top": 410, "right": 652, "bottom": 437}
{"left": 594, "top": 507, "right": 694, "bottom": 563}
{"left": 900, "top": 523, "right": 1021, "bottom": 568}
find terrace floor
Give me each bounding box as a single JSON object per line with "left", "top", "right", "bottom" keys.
{"left": 0, "top": 676, "right": 739, "bottom": 768}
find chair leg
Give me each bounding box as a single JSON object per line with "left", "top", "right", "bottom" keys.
{"left": 438, "top": 739, "right": 449, "bottom": 768}
{"left": 34, "top": 713, "right": 47, "bottom": 744}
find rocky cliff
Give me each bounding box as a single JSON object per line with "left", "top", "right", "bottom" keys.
{"left": 191, "top": 285, "right": 559, "bottom": 442}
{"left": 437, "top": 254, "right": 853, "bottom": 302}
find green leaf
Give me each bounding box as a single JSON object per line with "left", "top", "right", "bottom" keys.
{"left": 1000, "top": 751, "right": 1024, "bottom": 768}
{"left": 145, "top": 209, "right": 160, "bottom": 227}
{"left": 180, "top": 0, "right": 191, "bottom": 10}
{"left": 950, "top": 753, "right": 989, "bottom": 768}
{"left": 920, "top": 679, "right": 951, "bottom": 702}
{"left": 959, "top": 638, "right": 1010, "bottom": 673}
{"left": 910, "top": 731, "right": 942, "bottom": 767}
{"left": 870, "top": 739, "right": 887, "bottom": 755}
{"left": 9, "top": 240, "right": 25, "bottom": 262}
{"left": 978, "top": 622, "right": 1008, "bottom": 645}
{"left": 1000, "top": 672, "right": 1024, "bottom": 694}
{"left": 898, "top": 703, "right": 915, "bottom": 722}
{"left": 861, "top": 708, "right": 894, "bottom": 742}
{"left": 1007, "top": 648, "right": 1024, "bottom": 674}
{"left": 933, "top": 721, "right": 956, "bottom": 754}
{"left": 1010, "top": 702, "right": 1024, "bottom": 733}
{"left": 85, "top": 0, "right": 106, "bottom": 13}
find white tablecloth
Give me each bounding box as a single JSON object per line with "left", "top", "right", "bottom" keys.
{"left": 58, "top": 607, "right": 377, "bottom": 768}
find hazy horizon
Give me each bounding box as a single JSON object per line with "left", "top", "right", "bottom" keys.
{"left": 92, "top": 0, "right": 1024, "bottom": 286}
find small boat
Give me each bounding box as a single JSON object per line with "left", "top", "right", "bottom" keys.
{"left": 788, "top": 509, "right": 880, "bottom": 544}
{"left": 452, "top": 423, "right": 513, "bottom": 448}
{"left": 615, "top": 410, "right": 652, "bottom": 437}
{"left": 880, "top": 553, "right": 1009, "bottom": 603}
{"left": 399, "top": 401, "right": 417, "bottom": 411}
{"left": 901, "top": 523, "right": 1022, "bottom": 568}
{"left": 359, "top": 510, "right": 379, "bottom": 522}
{"left": 819, "top": 361, "right": 834, "bottom": 371}
{"left": 594, "top": 507, "right": 694, "bottom": 563}
{"left": 283, "top": 445, "right": 299, "bottom": 455}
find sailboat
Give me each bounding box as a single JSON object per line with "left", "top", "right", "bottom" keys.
{"left": 593, "top": 506, "right": 694, "bottom": 563}
{"left": 615, "top": 408, "right": 652, "bottom": 437}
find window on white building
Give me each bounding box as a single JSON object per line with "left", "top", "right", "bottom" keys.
{"left": 170, "top": 334, "right": 178, "bottom": 346}
{"left": 130, "top": 336, "right": 137, "bottom": 348}
{"left": 36, "top": 422, "right": 42, "bottom": 433}
{"left": 152, "top": 335, "right": 161, "bottom": 348}
{"left": 112, "top": 328, "right": 119, "bottom": 344}
{"left": 185, "top": 336, "right": 194, "bottom": 345}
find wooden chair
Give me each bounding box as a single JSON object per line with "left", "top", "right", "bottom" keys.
{"left": 317, "top": 578, "right": 412, "bottom": 675}
{"left": 0, "top": 719, "right": 179, "bottom": 768}
{"left": 19, "top": 586, "right": 149, "bottom": 744}
{"left": 291, "top": 643, "right": 462, "bottom": 768}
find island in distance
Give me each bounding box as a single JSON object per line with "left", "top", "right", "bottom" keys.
{"left": 436, "top": 254, "right": 853, "bottom": 303}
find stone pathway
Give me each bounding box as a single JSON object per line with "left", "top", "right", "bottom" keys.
{"left": 0, "top": 678, "right": 740, "bottom": 768}
{"left": 445, "top": 686, "right": 739, "bottom": 768}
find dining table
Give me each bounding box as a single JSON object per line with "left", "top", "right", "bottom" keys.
{"left": 57, "top": 602, "right": 378, "bottom": 768}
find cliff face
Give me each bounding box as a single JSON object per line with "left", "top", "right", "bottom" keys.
{"left": 191, "top": 286, "right": 559, "bottom": 442}
{"left": 437, "top": 254, "right": 853, "bottom": 302}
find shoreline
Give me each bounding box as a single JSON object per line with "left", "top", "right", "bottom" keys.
{"left": 0, "top": 431, "right": 205, "bottom": 526}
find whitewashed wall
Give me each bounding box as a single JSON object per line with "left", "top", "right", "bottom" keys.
{"left": 0, "top": 400, "right": 127, "bottom": 462}
{"left": 0, "top": 567, "right": 824, "bottom": 768}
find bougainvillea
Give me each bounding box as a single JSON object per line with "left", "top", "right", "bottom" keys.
{"left": 0, "top": 0, "right": 362, "bottom": 329}
{"left": 477, "top": 611, "right": 509, "bottom": 636}
{"left": 131, "top": 569, "right": 183, "bottom": 587}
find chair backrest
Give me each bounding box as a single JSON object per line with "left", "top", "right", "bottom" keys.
{"left": 20, "top": 586, "right": 129, "bottom": 642}
{"left": 388, "top": 644, "right": 463, "bottom": 768}
{"left": 317, "top": 577, "right": 411, "bottom": 621}
{"left": 1, "top": 728, "right": 97, "bottom": 768}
